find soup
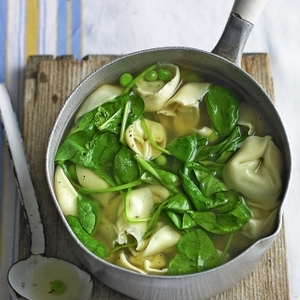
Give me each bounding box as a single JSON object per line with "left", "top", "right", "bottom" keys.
{"left": 54, "top": 63, "right": 282, "bottom": 275}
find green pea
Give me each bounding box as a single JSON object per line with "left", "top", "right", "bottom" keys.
{"left": 158, "top": 68, "right": 172, "bottom": 81}
{"left": 154, "top": 154, "right": 167, "bottom": 166}
{"left": 50, "top": 280, "right": 66, "bottom": 295}
{"left": 186, "top": 73, "right": 201, "bottom": 82}
{"left": 145, "top": 70, "right": 158, "bottom": 82}
{"left": 119, "top": 73, "right": 133, "bottom": 87}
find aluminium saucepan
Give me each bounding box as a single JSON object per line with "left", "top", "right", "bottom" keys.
{"left": 45, "top": 0, "right": 291, "bottom": 299}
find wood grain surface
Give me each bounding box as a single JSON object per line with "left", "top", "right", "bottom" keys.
{"left": 19, "top": 53, "right": 290, "bottom": 300}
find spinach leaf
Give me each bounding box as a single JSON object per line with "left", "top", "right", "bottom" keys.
{"left": 95, "top": 106, "right": 123, "bottom": 134}
{"left": 140, "top": 172, "right": 161, "bottom": 185}
{"left": 68, "top": 107, "right": 98, "bottom": 137}
{"left": 164, "top": 194, "right": 196, "bottom": 230}
{"left": 188, "top": 193, "right": 251, "bottom": 234}
{"left": 55, "top": 131, "right": 95, "bottom": 164}
{"left": 180, "top": 162, "right": 228, "bottom": 211}
{"left": 192, "top": 163, "right": 228, "bottom": 198}
{"left": 128, "top": 93, "right": 146, "bottom": 124}
{"left": 197, "top": 161, "right": 224, "bottom": 179}
{"left": 63, "top": 162, "right": 79, "bottom": 184}
{"left": 204, "top": 85, "right": 239, "bottom": 140}
{"left": 195, "top": 126, "right": 245, "bottom": 163}
{"left": 214, "top": 126, "right": 246, "bottom": 163}
{"left": 180, "top": 161, "right": 251, "bottom": 233}
{"left": 56, "top": 131, "right": 121, "bottom": 171}
{"left": 181, "top": 213, "right": 198, "bottom": 230}
{"left": 144, "top": 194, "right": 196, "bottom": 234}
{"left": 94, "top": 92, "right": 144, "bottom": 135}
{"left": 165, "top": 193, "right": 194, "bottom": 213}
{"left": 212, "top": 190, "right": 245, "bottom": 214}
{"left": 77, "top": 194, "right": 101, "bottom": 235}
{"left": 165, "top": 211, "right": 182, "bottom": 230}
{"left": 166, "top": 133, "right": 207, "bottom": 162}
{"left": 180, "top": 171, "right": 209, "bottom": 211}
{"left": 134, "top": 154, "right": 180, "bottom": 194}
{"left": 114, "top": 146, "right": 140, "bottom": 183}
{"left": 166, "top": 211, "right": 198, "bottom": 230}
{"left": 67, "top": 215, "right": 107, "bottom": 259}
{"left": 86, "top": 132, "right": 121, "bottom": 169}
{"left": 167, "top": 229, "right": 219, "bottom": 275}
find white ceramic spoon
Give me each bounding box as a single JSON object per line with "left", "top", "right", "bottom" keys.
{"left": 0, "top": 84, "right": 93, "bottom": 300}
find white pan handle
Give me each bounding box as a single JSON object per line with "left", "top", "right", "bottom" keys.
{"left": 231, "top": 0, "right": 269, "bottom": 24}
{"left": 0, "top": 84, "right": 45, "bottom": 255}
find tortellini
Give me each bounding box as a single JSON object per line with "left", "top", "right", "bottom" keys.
{"left": 97, "top": 187, "right": 180, "bottom": 274}
{"left": 116, "top": 251, "right": 168, "bottom": 275}
{"left": 240, "top": 203, "right": 279, "bottom": 240}
{"left": 223, "top": 135, "right": 282, "bottom": 210}
{"left": 237, "top": 103, "right": 265, "bottom": 136}
{"left": 194, "top": 126, "right": 216, "bottom": 140}
{"left": 54, "top": 165, "right": 78, "bottom": 216}
{"left": 142, "top": 225, "right": 182, "bottom": 257}
{"left": 94, "top": 195, "right": 121, "bottom": 248}
{"left": 125, "top": 118, "right": 167, "bottom": 160}
{"left": 116, "top": 251, "right": 147, "bottom": 274}
{"left": 143, "top": 256, "right": 168, "bottom": 275}
{"left": 112, "top": 225, "right": 179, "bottom": 275}
{"left": 158, "top": 82, "right": 210, "bottom": 137}
{"left": 95, "top": 223, "right": 118, "bottom": 249}
{"left": 130, "top": 251, "right": 169, "bottom": 275}
{"left": 101, "top": 194, "right": 123, "bottom": 224}
{"left": 75, "top": 84, "right": 123, "bottom": 122}
{"left": 145, "top": 184, "right": 170, "bottom": 203}
{"left": 115, "top": 187, "right": 154, "bottom": 250}
{"left": 76, "top": 165, "right": 118, "bottom": 207}
{"left": 133, "top": 64, "right": 180, "bottom": 112}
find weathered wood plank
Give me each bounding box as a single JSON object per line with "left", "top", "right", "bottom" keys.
{"left": 21, "top": 53, "right": 290, "bottom": 300}
{"left": 241, "top": 53, "right": 274, "bottom": 100}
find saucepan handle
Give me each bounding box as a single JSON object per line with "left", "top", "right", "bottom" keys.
{"left": 231, "top": 0, "right": 269, "bottom": 25}
{"left": 212, "top": 0, "right": 269, "bottom": 66}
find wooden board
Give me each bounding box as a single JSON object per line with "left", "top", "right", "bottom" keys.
{"left": 19, "top": 53, "right": 290, "bottom": 300}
